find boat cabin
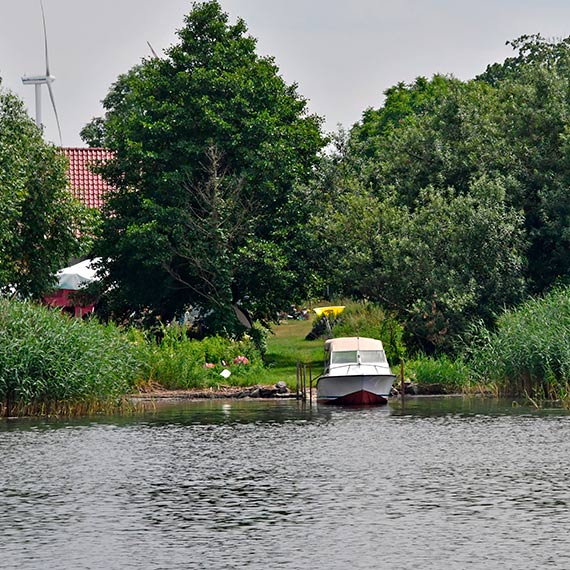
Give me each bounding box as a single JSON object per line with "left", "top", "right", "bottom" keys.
{"left": 323, "top": 337, "right": 388, "bottom": 373}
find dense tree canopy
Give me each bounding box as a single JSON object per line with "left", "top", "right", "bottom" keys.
{"left": 84, "top": 1, "right": 325, "bottom": 331}
{"left": 0, "top": 83, "right": 84, "bottom": 298}
{"left": 311, "top": 35, "right": 570, "bottom": 352}
{"left": 346, "top": 36, "right": 570, "bottom": 293}
{"left": 311, "top": 179, "right": 526, "bottom": 352}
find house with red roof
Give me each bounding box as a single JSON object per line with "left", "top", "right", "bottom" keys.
{"left": 62, "top": 147, "right": 114, "bottom": 209}
{"left": 44, "top": 148, "right": 114, "bottom": 316}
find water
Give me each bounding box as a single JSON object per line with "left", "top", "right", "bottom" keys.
{"left": 2, "top": 397, "right": 570, "bottom": 569}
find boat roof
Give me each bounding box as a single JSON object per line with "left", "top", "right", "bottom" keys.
{"left": 324, "top": 337, "right": 384, "bottom": 352}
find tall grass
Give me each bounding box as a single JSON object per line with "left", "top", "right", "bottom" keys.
{"left": 405, "top": 354, "right": 471, "bottom": 394}
{"left": 466, "top": 287, "right": 570, "bottom": 401}
{"left": 0, "top": 298, "right": 141, "bottom": 415}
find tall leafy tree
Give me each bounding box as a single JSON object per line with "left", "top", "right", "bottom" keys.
{"left": 478, "top": 38, "right": 570, "bottom": 291}
{"left": 312, "top": 180, "right": 526, "bottom": 353}
{"left": 350, "top": 37, "right": 570, "bottom": 294}
{"left": 83, "top": 1, "right": 324, "bottom": 330}
{"left": 0, "top": 83, "right": 83, "bottom": 298}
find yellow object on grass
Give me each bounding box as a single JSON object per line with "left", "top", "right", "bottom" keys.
{"left": 313, "top": 306, "right": 346, "bottom": 318}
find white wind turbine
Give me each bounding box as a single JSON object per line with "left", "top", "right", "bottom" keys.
{"left": 21, "top": 1, "right": 62, "bottom": 145}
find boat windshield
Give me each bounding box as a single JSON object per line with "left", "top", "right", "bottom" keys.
{"left": 330, "top": 349, "right": 388, "bottom": 366}
{"left": 331, "top": 350, "right": 357, "bottom": 365}
{"left": 360, "top": 350, "right": 387, "bottom": 364}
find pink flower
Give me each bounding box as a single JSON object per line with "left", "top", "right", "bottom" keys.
{"left": 233, "top": 355, "right": 249, "bottom": 365}
{"left": 203, "top": 362, "right": 215, "bottom": 369}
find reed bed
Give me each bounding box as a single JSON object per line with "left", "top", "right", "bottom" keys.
{"left": 466, "top": 287, "right": 570, "bottom": 402}
{"left": 404, "top": 354, "right": 471, "bottom": 394}
{"left": 0, "top": 298, "right": 141, "bottom": 416}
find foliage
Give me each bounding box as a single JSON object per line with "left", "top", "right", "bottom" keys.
{"left": 312, "top": 183, "right": 526, "bottom": 353}
{"left": 312, "top": 35, "right": 570, "bottom": 351}
{"left": 330, "top": 302, "right": 405, "bottom": 363}
{"left": 82, "top": 1, "right": 325, "bottom": 332}
{"left": 478, "top": 34, "right": 570, "bottom": 85}
{"left": 465, "top": 287, "right": 570, "bottom": 399}
{"left": 135, "top": 324, "right": 264, "bottom": 390}
{"left": 0, "top": 83, "right": 86, "bottom": 298}
{"left": 343, "top": 36, "right": 570, "bottom": 297}
{"left": 405, "top": 354, "right": 470, "bottom": 394}
{"left": 249, "top": 320, "right": 269, "bottom": 356}
{"left": 0, "top": 299, "right": 141, "bottom": 413}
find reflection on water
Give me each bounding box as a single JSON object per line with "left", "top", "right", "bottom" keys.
{"left": 2, "top": 397, "right": 570, "bottom": 569}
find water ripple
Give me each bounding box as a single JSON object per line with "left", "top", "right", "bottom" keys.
{"left": 2, "top": 399, "right": 570, "bottom": 569}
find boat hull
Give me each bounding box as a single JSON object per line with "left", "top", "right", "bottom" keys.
{"left": 317, "top": 374, "right": 395, "bottom": 406}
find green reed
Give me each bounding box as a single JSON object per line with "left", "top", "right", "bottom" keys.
{"left": 466, "top": 287, "right": 570, "bottom": 402}
{"left": 404, "top": 354, "right": 471, "bottom": 394}
{"left": 0, "top": 298, "right": 141, "bottom": 415}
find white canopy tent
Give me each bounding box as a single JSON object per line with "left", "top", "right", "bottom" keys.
{"left": 56, "top": 258, "right": 100, "bottom": 291}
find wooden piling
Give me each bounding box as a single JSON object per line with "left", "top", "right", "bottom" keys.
{"left": 400, "top": 360, "right": 405, "bottom": 409}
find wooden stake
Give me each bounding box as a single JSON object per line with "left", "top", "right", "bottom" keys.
{"left": 400, "top": 360, "right": 405, "bottom": 408}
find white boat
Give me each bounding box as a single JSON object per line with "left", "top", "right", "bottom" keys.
{"left": 317, "top": 337, "right": 395, "bottom": 405}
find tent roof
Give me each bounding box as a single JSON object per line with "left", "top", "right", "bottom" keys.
{"left": 56, "top": 258, "right": 100, "bottom": 290}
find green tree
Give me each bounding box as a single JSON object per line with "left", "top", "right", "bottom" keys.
{"left": 0, "top": 83, "right": 84, "bottom": 298}
{"left": 313, "top": 181, "right": 527, "bottom": 353}
{"left": 83, "top": 1, "right": 324, "bottom": 331}
{"left": 344, "top": 36, "right": 570, "bottom": 297}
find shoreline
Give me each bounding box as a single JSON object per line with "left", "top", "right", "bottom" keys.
{"left": 131, "top": 384, "right": 298, "bottom": 401}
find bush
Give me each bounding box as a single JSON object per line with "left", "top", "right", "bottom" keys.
{"left": 141, "top": 324, "right": 264, "bottom": 390}
{"left": 405, "top": 354, "right": 470, "bottom": 394}
{"left": 0, "top": 298, "right": 142, "bottom": 412}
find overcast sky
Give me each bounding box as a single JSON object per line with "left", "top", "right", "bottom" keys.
{"left": 2, "top": 0, "right": 570, "bottom": 147}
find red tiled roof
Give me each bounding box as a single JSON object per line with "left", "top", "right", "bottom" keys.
{"left": 62, "top": 147, "right": 115, "bottom": 210}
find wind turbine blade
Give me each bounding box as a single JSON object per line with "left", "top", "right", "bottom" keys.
{"left": 40, "top": 0, "right": 51, "bottom": 76}
{"left": 47, "top": 81, "right": 62, "bottom": 146}
{"left": 147, "top": 41, "right": 159, "bottom": 59}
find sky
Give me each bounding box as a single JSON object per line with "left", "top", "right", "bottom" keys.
{"left": 2, "top": 0, "right": 570, "bottom": 147}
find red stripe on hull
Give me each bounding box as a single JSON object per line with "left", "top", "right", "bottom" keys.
{"left": 318, "top": 390, "right": 388, "bottom": 406}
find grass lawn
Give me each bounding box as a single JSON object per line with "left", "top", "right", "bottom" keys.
{"left": 262, "top": 318, "right": 325, "bottom": 387}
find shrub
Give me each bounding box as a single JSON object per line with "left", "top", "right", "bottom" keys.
{"left": 141, "top": 324, "right": 264, "bottom": 390}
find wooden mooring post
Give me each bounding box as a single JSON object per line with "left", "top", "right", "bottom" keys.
{"left": 400, "top": 360, "right": 405, "bottom": 410}
{"left": 296, "top": 362, "right": 313, "bottom": 405}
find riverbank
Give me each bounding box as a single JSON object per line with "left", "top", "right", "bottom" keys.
{"left": 132, "top": 382, "right": 297, "bottom": 401}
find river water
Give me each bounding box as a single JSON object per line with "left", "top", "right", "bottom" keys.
{"left": 2, "top": 396, "right": 570, "bottom": 569}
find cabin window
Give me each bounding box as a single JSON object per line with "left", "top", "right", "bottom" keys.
{"left": 360, "top": 350, "right": 387, "bottom": 364}
{"left": 331, "top": 350, "right": 358, "bottom": 365}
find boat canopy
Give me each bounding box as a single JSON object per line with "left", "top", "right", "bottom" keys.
{"left": 324, "top": 337, "right": 384, "bottom": 353}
